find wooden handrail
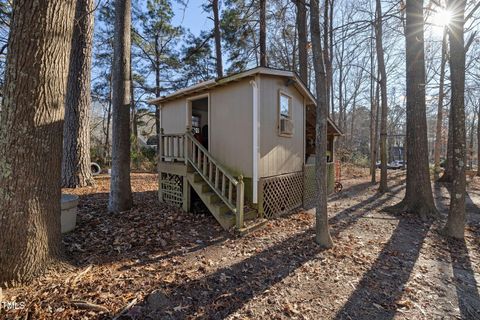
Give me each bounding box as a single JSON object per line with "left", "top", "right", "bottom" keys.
{"left": 186, "top": 132, "right": 239, "bottom": 186}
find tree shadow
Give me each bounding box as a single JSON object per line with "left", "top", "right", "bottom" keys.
{"left": 465, "top": 191, "right": 480, "bottom": 214}
{"left": 447, "top": 238, "right": 480, "bottom": 319}
{"left": 330, "top": 180, "right": 405, "bottom": 237}
{"left": 127, "top": 178, "right": 407, "bottom": 319}
{"left": 334, "top": 215, "right": 432, "bottom": 319}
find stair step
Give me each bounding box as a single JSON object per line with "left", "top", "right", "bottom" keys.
{"left": 215, "top": 204, "right": 230, "bottom": 215}
{"left": 186, "top": 170, "right": 261, "bottom": 232}
{"left": 237, "top": 219, "right": 268, "bottom": 236}
{"left": 203, "top": 192, "right": 220, "bottom": 204}
{"left": 192, "top": 172, "right": 203, "bottom": 182}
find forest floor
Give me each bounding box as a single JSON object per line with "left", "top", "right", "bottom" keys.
{"left": 2, "top": 168, "right": 480, "bottom": 320}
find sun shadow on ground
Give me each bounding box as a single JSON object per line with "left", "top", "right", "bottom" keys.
{"left": 334, "top": 215, "right": 432, "bottom": 320}
{"left": 448, "top": 238, "right": 480, "bottom": 319}
{"left": 123, "top": 178, "right": 408, "bottom": 319}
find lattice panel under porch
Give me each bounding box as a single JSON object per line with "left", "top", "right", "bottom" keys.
{"left": 303, "top": 164, "right": 316, "bottom": 209}
{"left": 160, "top": 173, "right": 183, "bottom": 208}
{"left": 261, "top": 171, "right": 304, "bottom": 218}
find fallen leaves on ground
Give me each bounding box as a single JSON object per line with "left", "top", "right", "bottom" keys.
{"left": 1, "top": 171, "right": 479, "bottom": 320}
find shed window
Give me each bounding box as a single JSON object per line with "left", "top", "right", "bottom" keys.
{"left": 279, "top": 92, "right": 293, "bottom": 136}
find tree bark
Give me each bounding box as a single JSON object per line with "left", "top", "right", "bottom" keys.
{"left": 375, "top": 0, "right": 388, "bottom": 193}
{"left": 104, "top": 73, "right": 113, "bottom": 161}
{"left": 468, "top": 111, "right": 476, "bottom": 170}
{"left": 62, "top": 0, "right": 95, "bottom": 188}
{"left": 154, "top": 35, "right": 161, "bottom": 150}
{"left": 477, "top": 103, "right": 480, "bottom": 176}
{"left": 323, "top": 0, "right": 331, "bottom": 116}
{"left": 109, "top": 0, "right": 133, "bottom": 213}
{"left": 295, "top": 0, "right": 308, "bottom": 84}
{"left": 434, "top": 28, "right": 447, "bottom": 177}
{"left": 443, "top": 0, "right": 466, "bottom": 238}
{"left": 259, "top": 0, "right": 267, "bottom": 67}
{"left": 391, "top": 0, "right": 438, "bottom": 219}
{"left": 213, "top": 0, "right": 223, "bottom": 78}
{"left": 0, "top": 0, "right": 75, "bottom": 285}
{"left": 130, "top": 68, "right": 138, "bottom": 152}
{"left": 439, "top": 98, "right": 455, "bottom": 182}
{"left": 370, "top": 22, "right": 377, "bottom": 183}
{"left": 310, "top": 0, "right": 333, "bottom": 249}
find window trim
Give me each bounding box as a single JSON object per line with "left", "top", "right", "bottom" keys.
{"left": 278, "top": 90, "right": 293, "bottom": 137}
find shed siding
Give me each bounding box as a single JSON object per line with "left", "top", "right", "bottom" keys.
{"left": 209, "top": 79, "right": 253, "bottom": 177}
{"left": 161, "top": 99, "right": 186, "bottom": 134}
{"left": 259, "top": 75, "right": 305, "bottom": 178}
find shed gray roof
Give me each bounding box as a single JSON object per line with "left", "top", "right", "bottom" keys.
{"left": 148, "top": 67, "right": 316, "bottom": 105}
{"left": 148, "top": 66, "right": 343, "bottom": 135}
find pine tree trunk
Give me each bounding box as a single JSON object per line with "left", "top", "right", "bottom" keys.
{"left": 375, "top": 0, "right": 388, "bottom": 193}
{"left": 444, "top": 0, "right": 466, "bottom": 238}
{"left": 323, "top": 0, "right": 331, "bottom": 116}
{"left": 434, "top": 28, "right": 447, "bottom": 177}
{"left": 329, "top": 0, "right": 335, "bottom": 117}
{"left": 370, "top": 23, "right": 377, "bottom": 183}
{"left": 213, "top": 0, "right": 223, "bottom": 78}
{"left": 62, "top": 0, "right": 95, "bottom": 188}
{"left": 295, "top": 0, "right": 308, "bottom": 84}
{"left": 468, "top": 113, "right": 476, "bottom": 170}
{"left": 154, "top": 35, "right": 161, "bottom": 150}
{"left": 439, "top": 103, "right": 454, "bottom": 182}
{"left": 104, "top": 92, "right": 112, "bottom": 161}
{"left": 394, "top": 0, "right": 437, "bottom": 219}
{"left": 477, "top": 104, "right": 480, "bottom": 176}
{"left": 310, "top": 0, "right": 333, "bottom": 249}
{"left": 109, "top": 0, "right": 133, "bottom": 213}
{"left": 259, "top": 0, "right": 267, "bottom": 67}
{"left": 130, "top": 72, "right": 138, "bottom": 152}
{"left": 0, "top": 0, "right": 75, "bottom": 285}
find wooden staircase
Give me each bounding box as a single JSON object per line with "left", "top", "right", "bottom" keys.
{"left": 187, "top": 172, "right": 260, "bottom": 230}
{"left": 181, "top": 131, "right": 266, "bottom": 233}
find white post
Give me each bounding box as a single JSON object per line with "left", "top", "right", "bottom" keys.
{"left": 250, "top": 77, "right": 260, "bottom": 204}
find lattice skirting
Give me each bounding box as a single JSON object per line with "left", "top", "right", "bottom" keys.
{"left": 303, "top": 165, "right": 316, "bottom": 209}
{"left": 260, "top": 171, "right": 304, "bottom": 218}
{"left": 261, "top": 164, "right": 336, "bottom": 217}
{"left": 303, "top": 163, "right": 335, "bottom": 209}
{"left": 160, "top": 173, "right": 183, "bottom": 208}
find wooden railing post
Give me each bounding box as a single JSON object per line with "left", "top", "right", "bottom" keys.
{"left": 158, "top": 128, "right": 164, "bottom": 203}
{"left": 158, "top": 128, "right": 164, "bottom": 163}
{"left": 185, "top": 126, "right": 191, "bottom": 164}
{"left": 236, "top": 175, "right": 244, "bottom": 229}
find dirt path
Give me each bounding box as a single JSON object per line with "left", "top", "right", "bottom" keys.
{"left": 2, "top": 172, "right": 480, "bottom": 319}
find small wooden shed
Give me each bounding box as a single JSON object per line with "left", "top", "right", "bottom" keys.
{"left": 149, "top": 67, "right": 342, "bottom": 231}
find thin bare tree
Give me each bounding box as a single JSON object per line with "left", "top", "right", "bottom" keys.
{"left": 375, "top": 0, "right": 388, "bottom": 193}
{"left": 213, "top": 0, "right": 223, "bottom": 77}
{"left": 259, "top": 0, "right": 267, "bottom": 66}
{"left": 310, "top": 0, "right": 334, "bottom": 248}
{"left": 433, "top": 28, "right": 448, "bottom": 177}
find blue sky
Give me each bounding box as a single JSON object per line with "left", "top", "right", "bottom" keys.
{"left": 172, "top": 0, "right": 211, "bottom": 36}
